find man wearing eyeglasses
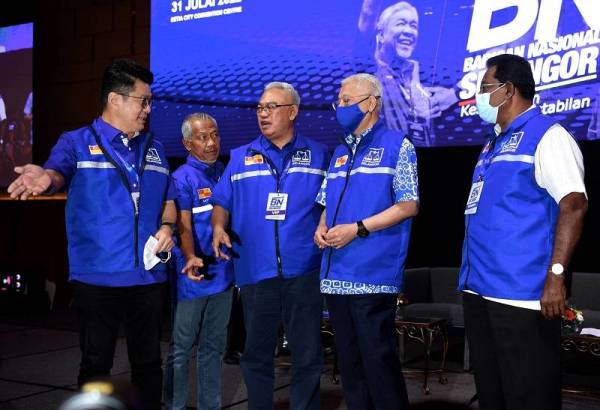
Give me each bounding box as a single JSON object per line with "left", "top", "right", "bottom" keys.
{"left": 459, "top": 54, "right": 587, "bottom": 410}
{"left": 8, "top": 59, "right": 175, "bottom": 410}
{"left": 210, "top": 82, "right": 329, "bottom": 410}
{"left": 314, "top": 73, "right": 418, "bottom": 409}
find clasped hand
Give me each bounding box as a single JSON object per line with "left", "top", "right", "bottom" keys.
{"left": 314, "top": 223, "right": 357, "bottom": 249}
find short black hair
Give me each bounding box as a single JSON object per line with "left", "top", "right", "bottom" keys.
{"left": 486, "top": 54, "right": 535, "bottom": 100}
{"left": 100, "top": 59, "right": 154, "bottom": 108}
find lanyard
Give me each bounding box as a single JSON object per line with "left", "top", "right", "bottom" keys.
{"left": 91, "top": 125, "right": 142, "bottom": 193}
{"left": 477, "top": 121, "right": 529, "bottom": 181}
{"left": 477, "top": 135, "right": 498, "bottom": 181}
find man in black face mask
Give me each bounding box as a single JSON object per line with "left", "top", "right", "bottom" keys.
{"left": 314, "top": 73, "right": 419, "bottom": 410}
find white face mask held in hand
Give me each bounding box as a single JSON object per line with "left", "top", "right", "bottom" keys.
{"left": 143, "top": 235, "right": 171, "bottom": 270}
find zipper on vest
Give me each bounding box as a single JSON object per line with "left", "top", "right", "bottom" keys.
{"left": 323, "top": 149, "right": 357, "bottom": 279}
{"left": 463, "top": 215, "right": 472, "bottom": 289}
{"left": 250, "top": 149, "right": 285, "bottom": 278}
{"left": 273, "top": 167, "right": 284, "bottom": 277}
{"left": 90, "top": 126, "right": 141, "bottom": 268}
{"left": 134, "top": 135, "right": 153, "bottom": 269}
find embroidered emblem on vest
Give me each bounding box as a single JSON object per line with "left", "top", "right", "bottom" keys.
{"left": 291, "top": 149, "right": 311, "bottom": 165}
{"left": 197, "top": 187, "right": 212, "bottom": 199}
{"left": 362, "top": 148, "right": 384, "bottom": 166}
{"left": 88, "top": 145, "right": 103, "bottom": 155}
{"left": 244, "top": 154, "right": 264, "bottom": 165}
{"left": 500, "top": 132, "right": 524, "bottom": 153}
{"left": 334, "top": 155, "right": 348, "bottom": 168}
{"left": 146, "top": 148, "right": 162, "bottom": 164}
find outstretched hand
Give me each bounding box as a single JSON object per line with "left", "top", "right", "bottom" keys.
{"left": 8, "top": 164, "right": 52, "bottom": 200}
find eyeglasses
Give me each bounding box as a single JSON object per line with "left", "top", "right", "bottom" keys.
{"left": 332, "top": 95, "right": 378, "bottom": 110}
{"left": 479, "top": 83, "right": 505, "bottom": 93}
{"left": 255, "top": 103, "right": 295, "bottom": 114}
{"left": 117, "top": 93, "right": 153, "bottom": 109}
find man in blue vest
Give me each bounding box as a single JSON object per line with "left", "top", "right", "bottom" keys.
{"left": 210, "top": 82, "right": 329, "bottom": 410}
{"left": 459, "top": 54, "right": 588, "bottom": 410}
{"left": 8, "top": 59, "right": 176, "bottom": 410}
{"left": 314, "top": 73, "right": 418, "bottom": 410}
{"left": 163, "top": 112, "right": 234, "bottom": 410}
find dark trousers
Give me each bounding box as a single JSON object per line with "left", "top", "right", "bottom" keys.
{"left": 463, "top": 292, "right": 562, "bottom": 410}
{"left": 325, "top": 293, "right": 409, "bottom": 410}
{"left": 72, "top": 281, "right": 164, "bottom": 410}
{"left": 240, "top": 272, "right": 323, "bottom": 410}
{"left": 225, "top": 286, "right": 246, "bottom": 356}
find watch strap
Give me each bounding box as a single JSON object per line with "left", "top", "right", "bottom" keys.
{"left": 356, "top": 220, "right": 370, "bottom": 238}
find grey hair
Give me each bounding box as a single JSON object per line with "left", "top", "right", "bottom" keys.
{"left": 181, "top": 112, "right": 217, "bottom": 141}
{"left": 376, "top": 1, "right": 418, "bottom": 33}
{"left": 341, "top": 73, "right": 383, "bottom": 110}
{"left": 264, "top": 82, "right": 301, "bottom": 106}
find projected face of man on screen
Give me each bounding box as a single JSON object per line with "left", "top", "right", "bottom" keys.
{"left": 375, "top": 2, "right": 418, "bottom": 64}
{"left": 368, "top": 1, "right": 440, "bottom": 146}
{"left": 256, "top": 87, "right": 298, "bottom": 146}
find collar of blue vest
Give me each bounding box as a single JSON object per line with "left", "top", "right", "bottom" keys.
{"left": 258, "top": 132, "right": 298, "bottom": 153}
{"left": 250, "top": 132, "right": 309, "bottom": 154}
{"left": 341, "top": 120, "right": 386, "bottom": 151}
{"left": 93, "top": 117, "right": 144, "bottom": 146}
{"left": 495, "top": 105, "right": 540, "bottom": 137}
{"left": 186, "top": 154, "right": 223, "bottom": 178}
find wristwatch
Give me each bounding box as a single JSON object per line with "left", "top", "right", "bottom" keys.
{"left": 550, "top": 263, "right": 565, "bottom": 277}
{"left": 356, "top": 220, "right": 370, "bottom": 238}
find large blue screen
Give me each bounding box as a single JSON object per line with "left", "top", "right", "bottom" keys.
{"left": 151, "top": 0, "right": 600, "bottom": 155}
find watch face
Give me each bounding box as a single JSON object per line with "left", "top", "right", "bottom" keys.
{"left": 551, "top": 263, "right": 564, "bottom": 275}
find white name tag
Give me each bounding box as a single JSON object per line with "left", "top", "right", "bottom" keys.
{"left": 465, "top": 181, "right": 484, "bottom": 215}
{"left": 265, "top": 192, "right": 288, "bottom": 220}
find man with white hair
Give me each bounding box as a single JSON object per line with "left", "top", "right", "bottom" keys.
{"left": 211, "top": 82, "right": 330, "bottom": 410}
{"left": 314, "top": 73, "right": 418, "bottom": 409}
{"left": 163, "top": 113, "right": 234, "bottom": 410}
{"left": 359, "top": 0, "right": 458, "bottom": 146}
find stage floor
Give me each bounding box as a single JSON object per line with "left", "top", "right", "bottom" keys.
{"left": 1, "top": 306, "right": 599, "bottom": 409}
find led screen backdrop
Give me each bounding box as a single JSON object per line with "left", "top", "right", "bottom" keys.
{"left": 0, "top": 22, "right": 33, "bottom": 187}
{"left": 151, "top": 0, "right": 600, "bottom": 155}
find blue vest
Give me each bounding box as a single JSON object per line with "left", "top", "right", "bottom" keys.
{"left": 65, "top": 124, "right": 171, "bottom": 286}
{"left": 171, "top": 156, "right": 233, "bottom": 300}
{"left": 459, "top": 107, "right": 561, "bottom": 299}
{"left": 322, "top": 121, "right": 413, "bottom": 287}
{"left": 220, "top": 133, "right": 329, "bottom": 286}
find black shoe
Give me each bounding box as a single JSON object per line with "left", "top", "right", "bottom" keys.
{"left": 223, "top": 351, "right": 241, "bottom": 365}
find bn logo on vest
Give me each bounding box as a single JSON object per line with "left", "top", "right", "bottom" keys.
{"left": 500, "top": 132, "right": 524, "bottom": 153}
{"left": 146, "top": 148, "right": 162, "bottom": 164}
{"left": 291, "top": 149, "right": 311, "bottom": 166}
{"left": 362, "top": 148, "right": 384, "bottom": 166}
